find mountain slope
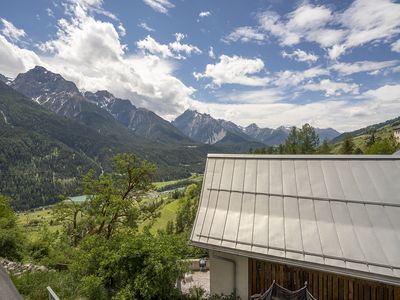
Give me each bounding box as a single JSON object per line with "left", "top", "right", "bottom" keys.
{"left": 172, "top": 109, "right": 264, "bottom": 150}
{"left": 332, "top": 116, "right": 400, "bottom": 143}
{"left": 0, "top": 82, "right": 209, "bottom": 209}
{"left": 11, "top": 66, "right": 191, "bottom": 144}
{"left": 84, "top": 90, "right": 191, "bottom": 144}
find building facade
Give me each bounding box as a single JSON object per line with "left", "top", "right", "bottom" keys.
{"left": 393, "top": 125, "right": 400, "bottom": 143}
{"left": 191, "top": 154, "right": 400, "bottom": 299}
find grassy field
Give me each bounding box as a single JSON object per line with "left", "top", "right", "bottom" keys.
{"left": 17, "top": 174, "right": 203, "bottom": 238}
{"left": 140, "top": 198, "right": 184, "bottom": 234}
{"left": 153, "top": 173, "right": 202, "bottom": 191}
{"left": 17, "top": 208, "right": 60, "bottom": 241}
{"left": 332, "top": 125, "right": 395, "bottom": 153}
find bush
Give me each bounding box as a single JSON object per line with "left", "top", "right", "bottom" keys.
{"left": 80, "top": 275, "right": 108, "bottom": 300}
{"left": 0, "top": 195, "right": 24, "bottom": 260}
{"left": 12, "top": 271, "right": 80, "bottom": 300}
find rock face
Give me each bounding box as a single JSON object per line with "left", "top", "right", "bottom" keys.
{"left": 244, "top": 124, "right": 290, "bottom": 145}
{"left": 10, "top": 66, "right": 190, "bottom": 144}
{"left": 173, "top": 110, "right": 340, "bottom": 146}
{"left": 11, "top": 66, "right": 86, "bottom": 118}
{"left": 0, "top": 73, "right": 11, "bottom": 85}
{"left": 172, "top": 109, "right": 256, "bottom": 145}
{"left": 85, "top": 90, "right": 191, "bottom": 144}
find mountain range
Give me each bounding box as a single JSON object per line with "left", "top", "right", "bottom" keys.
{"left": 173, "top": 109, "right": 340, "bottom": 146}
{"left": 6, "top": 66, "right": 341, "bottom": 149}
{"left": 0, "top": 65, "right": 342, "bottom": 209}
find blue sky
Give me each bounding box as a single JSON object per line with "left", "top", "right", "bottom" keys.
{"left": 0, "top": 0, "right": 399, "bottom": 131}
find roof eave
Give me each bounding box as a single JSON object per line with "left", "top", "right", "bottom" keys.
{"left": 206, "top": 153, "right": 400, "bottom": 160}
{"left": 191, "top": 240, "right": 400, "bottom": 287}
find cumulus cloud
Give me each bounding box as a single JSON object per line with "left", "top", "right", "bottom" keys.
{"left": 0, "top": 35, "right": 41, "bottom": 77}
{"left": 304, "top": 79, "right": 359, "bottom": 96}
{"left": 1, "top": 18, "right": 26, "bottom": 42}
{"left": 1, "top": 1, "right": 194, "bottom": 118}
{"left": 223, "top": 26, "right": 266, "bottom": 44}
{"left": 137, "top": 33, "right": 201, "bottom": 59}
{"left": 281, "top": 49, "right": 318, "bottom": 63}
{"left": 331, "top": 60, "right": 399, "bottom": 75}
{"left": 138, "top": 22, "right": 155, "bottom": 32}
{"left": 199, "top": 11, "right": 211, "bottom": 18}
{"left": 137, "top": 35, "right": 174, "bottom": 58}
{"left": 142, "top": 0, "right": 174, "bottom": 14}
{"left": 193, "top": 55, "right": 270, "bottom": 87}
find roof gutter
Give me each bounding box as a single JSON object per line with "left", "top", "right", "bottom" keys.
{"left": 192, "top": 241, "right": 400, "bottom": 287}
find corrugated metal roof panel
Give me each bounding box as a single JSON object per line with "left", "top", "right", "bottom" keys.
{"left": 191, "top": 154, "right": 400, "bottom": 285}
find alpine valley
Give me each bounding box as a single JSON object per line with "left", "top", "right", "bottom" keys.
{"left": 1, "top": 66, "right": 341, "bottom": 209}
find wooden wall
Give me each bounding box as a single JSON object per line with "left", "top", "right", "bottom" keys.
{"left": 248, "top": 258, "right": 400, "bottom": 300}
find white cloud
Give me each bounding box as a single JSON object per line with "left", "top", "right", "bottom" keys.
{"left": 274, "top": 67, "right": 329, "bottom": 87}
{"left": 223, "top": 26, "right": 266, "bottom": 44}
{"left": 257, "top": 4, "right": 344, "bottom": 47}
{"left": 304, "top": 79, "right": 359, "bottom": 96}
{"left": 1, "top": 1, "right": 195, "bottom": 118}
{"left": 331, "top": 60, "right": 399, "bottom": 75}
{"left": 208, "top": 46, "right": 215, "bottom": 59}
{"left": 391, "top": 40, "right": 400, "bottom": 53}
{"left": 281, "top": 49, "right": 318, "bottom": 63}
{"left": 0, "top": 35, "right": 41, "bottom": 77}
{"left": 193, "top": 55, "right": 270, "bottom": 87}
{"left": 218, "top": 88, "right": 284, "bottom": 104}
{"left": 191, "top": 83, "right": 400, "bottom": 131}
{"left": 338, "top": 0, "right": 400, "bottom": 49}
{"left": 327, "top": 44, "right": 346, "bottom": 60}
{"left": 138, "top": 22, "right": 155, "bottom": 32}
{"left": 142, "top": 0, "right": 174, "bottom": 14}
{"left": 118, "top": 23, "right": 126, "bottom": 36}
{"left": 69, "top": 0, "right": 119, "bottom": 20}
{"left": 137, "top": 34, "right": 201, "bottom": 59}
{"left": 46, "top": 8, "right": 55, "bottom": 18}
{"left": 137, "top": 35, "right": 174, "bottom": 58}
{"left": 253, "top": 1, "right": 400, "bottom": 59}
{"left": 199, "top": 11, "right": 211, "bottom": 18}
{"left": 1, "top": 19, "right": 26, "bottom": 42}
{"left": 363, "top": 84, "right": 400, "bottom": 103}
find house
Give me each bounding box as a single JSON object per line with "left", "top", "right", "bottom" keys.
{"left": 191, "top": 154, "right": 400, "bottom": 300}
{"left": 393, "top": 124, "right": 400, "bottom": 143}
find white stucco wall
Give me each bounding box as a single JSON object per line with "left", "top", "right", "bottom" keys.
{"left": 394, "top": 129, "right": 400, "bottom": 142}
{"left": 209, "top": 250, "right": 248, "bottom": 300}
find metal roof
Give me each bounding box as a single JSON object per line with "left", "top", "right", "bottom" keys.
{"left": 191, "top": 154, "right": 400, "bottom": 285}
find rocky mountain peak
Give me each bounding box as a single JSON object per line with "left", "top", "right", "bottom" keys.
{"left": 12, "top": 65, "right": 80, "bottom": 98}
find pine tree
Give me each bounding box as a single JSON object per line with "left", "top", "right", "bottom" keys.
{"left": 318, "top": 139, "right": 331, "bottom": 154}
{"left": 340, "top": 134, "right": 355, "bottom": 154}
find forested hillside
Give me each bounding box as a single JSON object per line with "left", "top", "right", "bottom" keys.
{"left": 0, "top": 82, "right": 208, "bottom": 209}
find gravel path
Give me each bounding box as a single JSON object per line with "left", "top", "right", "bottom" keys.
{"left": 181, "top": 271, "right": 210, "bottom": 295}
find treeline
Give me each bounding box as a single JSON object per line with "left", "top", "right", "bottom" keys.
{"left": 338, "top": 131, "right": 398, "bottom": 154}
{"left": 3, "top": 154, "right": 225, "bottom": 300}
{"left": 250, "top": 123, "right": 399, "bottom": 155}
{"left": 250, "top": 124, "right": 330, "bottom": 154}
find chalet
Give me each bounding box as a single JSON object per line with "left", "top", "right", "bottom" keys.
{"left": 393, "top": 125, "right": 400, "bottom": 143}
{"left": 191, "top": 154, "right": 400, "bottom": 299}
